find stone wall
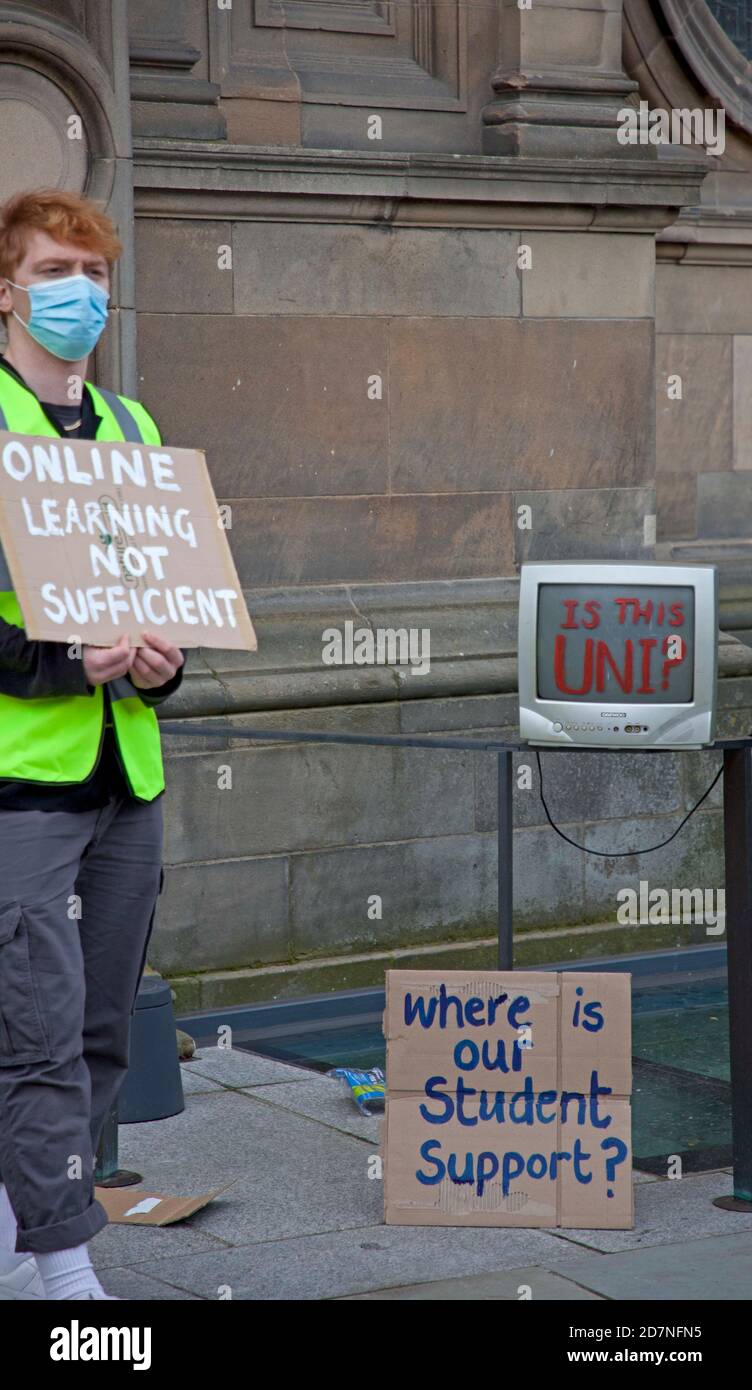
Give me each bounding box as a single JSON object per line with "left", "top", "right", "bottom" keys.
{"left": 154, "top": 583, "right": 752, "bottom": 1009}
{"left": 1, "top": 1, "right": 750, "bottom": 1007}
{"left": 134, "top": 205, "right": 666, "bottom": 587}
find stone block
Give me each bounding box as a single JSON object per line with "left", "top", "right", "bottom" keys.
{"left": 514, "top": 487, "right": 656, "bottom": 563}
{"left": 733, "top": 336, "right": 752, "bottom": 470}
{"left": 389, "top": 319, "right": 653, "bottom": 492}
{"left": 222, "top": 97, "right": 301, "bottom": 146}
{"left": 656, "top": 335, "right": 732, "bottom": 477}
{"left": 715, "top": 676, "right": 752, "bottom": 738}
{"left": 518, "top": 5, "right": 623, "bottom": 70}
{"left": 400, "top": 692, "right": 520, "bottom": 733}
{"left": 226, "top": 494, "right": 515, "bottom": 586}
{"left": 583, "top": 809, "right": 723, "bottom": 926}
{"left": 681, "top": 747, "right": 724, "bottom": 812}
{"left": 131, "top": 100, "right": 225, "bottom": 141}
{"left": 512, "top": 825, "right": 585, "bottom": 927}
{"left": 521, "top": 233, "right": 654, "bottom": 319}
{"left": 154, "top": 856, "right": 290, "bottom": 973}
{"left": 301, "top": 104, "right": 480, "bottom": 155}
{"left": 476, "top": 747, "right": 683, "bottom": 832}
{"left": 289, "top": 833, "right": 497, "bottom": 955}
{"left": 535, "top": 0, "right": 622, "bottom": 6}
{"left": 657, "top": 266, "right": 752, "bottom": 335}
{"left": 232, "top": 223, "right": 521, "bottom": 317}
{"left": 135, "top": 222, "right": 234, "bottom": 315}
{"left": 137, "top": 314, "right": 389, "bottom": 497}
{"left": 697, "top": 473, "right": 752, "bottom": 539}
{"left": 162, "top": 741, "right": 477, "bottom": 862}
{"left": 656, "top": 469, "right": 697, "bottom": 540}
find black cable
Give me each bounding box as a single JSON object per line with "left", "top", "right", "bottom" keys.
{"left": 534, "top": 750, "right": 724, "bottom": 858}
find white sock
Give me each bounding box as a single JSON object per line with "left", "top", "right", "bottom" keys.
{"left": 0, "top": 1183, "right": 30, "bottom": 1273}
{"left": 35, "top": 1244, "right": 106, "bottom": 1300}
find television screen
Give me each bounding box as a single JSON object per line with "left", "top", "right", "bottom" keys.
{"left": 536, "top": 583, "right": 695, "bottom": 705}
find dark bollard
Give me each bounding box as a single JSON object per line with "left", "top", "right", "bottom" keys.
{"left": 94, "top": 976, "right": 184, "bottom": 1187}
{"left": 118, "top": 976, "right": 185, "bottom": 1124}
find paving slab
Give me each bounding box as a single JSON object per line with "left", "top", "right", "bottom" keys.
{"left": 341, "top": 1265, "right": 603, "bottom": 1300}
{"left": 178, "top": 1066, "right": 224, "bottom": 1095}
{"left": 90, "top": 1214, "right": 224, "bottom": 1273}
{"left": 241, "top": 1075, "right": 382, "bottom": 1143}
{"left": 544, "top": 1231, "right": 752, "bottom": 1301}
{"left": 117, "top": 1223, "right": 588, "bottom": 1301}
{"left": 112, "top": 1087, "right": 382, "bottom": 1247}
{"left": 94, "top": 1044, "right": 748, "bottom": 1299}
{"left": 551, "top": 1171, "right": 752, "bottom": 1254}
{"left": 95, "top": 1266, "right": 207, "bottom": 1300}
{"left": 179, "top": 1046, "right": 312, "bottom": 1088}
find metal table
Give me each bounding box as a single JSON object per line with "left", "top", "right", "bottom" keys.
{"left": 160, "top": 722, "right": 752, "bottom": 1209}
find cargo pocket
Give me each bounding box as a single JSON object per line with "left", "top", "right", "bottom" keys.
{"left": 129, "top": 866, "right": 165, "bottom": 1018}
{"left": 0, "top": 902, "right": 52, "bottom": 1065}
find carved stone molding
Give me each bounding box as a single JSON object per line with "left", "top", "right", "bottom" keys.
{"left": 128, "top": 0, "right": 226, "bottom": 139}
{"left": 0, "top": 2, "right": 123, "bottom": 206}
{"left": 659, "top": 0, "right": 752, "bottom": 133}
{"left": 482, "top": 0, "right": 642, "bottom": 160}
{"left": 254, "top": 0, "right": 396, "bottom": 37}
{"left": 133, "top": 140, "right": 707, "bottom": 236}
{"left": 624, "top": 0, "right": 752, "bottom": 136}
{"left": 0, "top": 62, "right": 88, "bottom": 204}
{"left": 623, "top": 0, "right": 751, "bottom": 250}
{"left": 209, "top": 0, "right": 465, "bottom": 111}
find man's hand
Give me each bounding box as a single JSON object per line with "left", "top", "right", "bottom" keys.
{"left": 128, "top": 630, "right": 185, "bottom": 690}
{"left": 83, "top": 633, "right": 136, "bottom": 687}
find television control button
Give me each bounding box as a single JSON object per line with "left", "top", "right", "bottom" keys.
{"left": 559, "top": 722, "right": 608, "bottom": 732}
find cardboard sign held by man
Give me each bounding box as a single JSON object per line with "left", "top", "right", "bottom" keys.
{"left": 0, "top": 429, "right": 257, "bottom": 650}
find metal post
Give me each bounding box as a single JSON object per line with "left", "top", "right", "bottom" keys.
{"left": 93, "top": 1106, "right": 142, "bottom": 1191}
{"left": 715, "top": 746, "right": 752, "bottom": 1210}
{"left": 497, "top": 749, "right": 514, "bottom": 970}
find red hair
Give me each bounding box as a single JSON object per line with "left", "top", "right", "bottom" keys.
{"left": 0, "top": 189, "right": 122, "bottom": 282}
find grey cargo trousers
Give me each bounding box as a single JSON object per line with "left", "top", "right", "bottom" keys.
{"left": 0, "top": 792, "right": 163, "bottom": 1254}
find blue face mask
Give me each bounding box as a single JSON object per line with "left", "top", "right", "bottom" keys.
{"left": 4, "top": 272, "right": 109, "bottom": 361}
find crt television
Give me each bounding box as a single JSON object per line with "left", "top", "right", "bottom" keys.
{"left": 518, "top": 562, "right": 718, "bottom": 749}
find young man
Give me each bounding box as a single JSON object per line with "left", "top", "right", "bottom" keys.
{"left": 0, "top": 190, "right": 185, "bottom": 1300}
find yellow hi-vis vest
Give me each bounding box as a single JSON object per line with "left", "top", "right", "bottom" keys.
{"left": 0, "top": 370, "right": 166, "bottom": 802}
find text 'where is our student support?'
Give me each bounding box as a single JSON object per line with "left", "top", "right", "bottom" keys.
{"left": 383, "top": 970, "right": 633, "bottom": 1230}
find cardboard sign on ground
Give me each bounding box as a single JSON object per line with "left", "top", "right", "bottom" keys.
{"left": 0, "top": 431, "right": 256, "bottom": 649}
{"left": 383, "top": 970, "right": 633, "bottom": 1230}
{"left": 95, "top": 1181, "right": 237, "bottom": 1226}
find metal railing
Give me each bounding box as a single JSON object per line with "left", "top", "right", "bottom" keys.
{"left": 150, "top": 722, "right": 752, "bottom": 1211}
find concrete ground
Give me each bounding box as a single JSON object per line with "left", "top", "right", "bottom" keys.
{"left": 91, "top": 1046, "right": 752, "bottom": 1301}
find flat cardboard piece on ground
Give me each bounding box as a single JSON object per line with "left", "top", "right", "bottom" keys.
{"left": 383, "top": 970, "right": 633, "bottom": 1230}
{"left": 0, "top": 431, "right": 256, "bottom": 649}
{"left": 95, "top": 1181, "right": 237, "bottom": 1226}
